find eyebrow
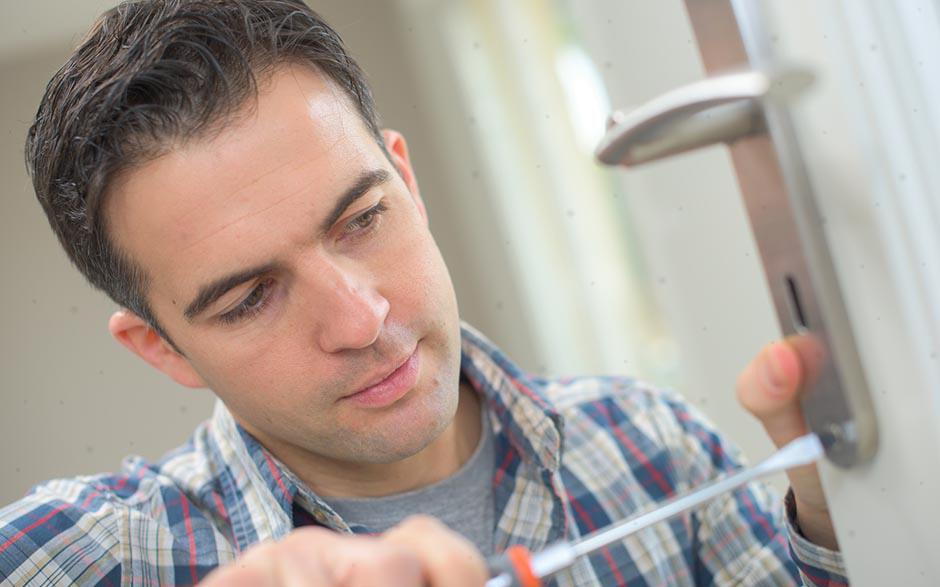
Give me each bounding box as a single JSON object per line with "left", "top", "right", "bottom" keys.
{"left": 318, "top": 168, "right": 391, "bottom": 235}
{"left": 183, "top": 168, "right": 392, "bottom": 321}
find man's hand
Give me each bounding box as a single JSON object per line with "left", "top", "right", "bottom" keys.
{"left": 736, "top": 335, "right": 839, "bottom": 550}
{"left": 201, "top": 516, "right": 488, "bottom": 586}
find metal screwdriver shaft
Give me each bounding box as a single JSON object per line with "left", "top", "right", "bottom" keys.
{"left": 486, "top": 433, "right": 824, "bottom": 587}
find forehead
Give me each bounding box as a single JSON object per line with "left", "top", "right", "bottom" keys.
{"left": 105, "top": 65, "right": 384, "bottom": 304}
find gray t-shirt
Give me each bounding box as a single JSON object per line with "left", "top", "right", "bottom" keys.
{"left": 323, "top": 406, "right": 496, "bottom": 555}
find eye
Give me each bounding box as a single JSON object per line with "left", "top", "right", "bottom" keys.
{"left": 218, "top": 279, "right": 273, "bottom": 325}
{"left": 343, "top": 202, "right": 388, "bottom": 235}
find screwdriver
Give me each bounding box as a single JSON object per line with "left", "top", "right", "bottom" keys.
{"left": 485, "top": 433, "right": 824, "bottom": 587}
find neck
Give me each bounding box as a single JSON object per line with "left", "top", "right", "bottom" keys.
{"left": 291, "top": 380, "right": 482, "bottom": 498}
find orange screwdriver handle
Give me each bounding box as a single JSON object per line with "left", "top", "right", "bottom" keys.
{"left": 486, "top": 544, "right": 543, "bottom": 587}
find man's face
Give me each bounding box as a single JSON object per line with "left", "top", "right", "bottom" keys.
{"left": 105, "top": 65, "right": 463, "bottom": 466}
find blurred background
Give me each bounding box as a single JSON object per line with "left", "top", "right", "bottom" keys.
{"left": 1, "top": 0, "right": 788, "bottom": 505}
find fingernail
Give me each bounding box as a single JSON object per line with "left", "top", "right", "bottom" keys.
{"left": 761, "top": 343, "right": 789, "bottom": 392}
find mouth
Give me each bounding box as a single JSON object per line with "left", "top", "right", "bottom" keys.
{"left": 342, "top": 345, "right": 421, "bottom": 408}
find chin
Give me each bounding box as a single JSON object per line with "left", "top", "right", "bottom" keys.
{"left": 344, "top": 378, "right": 459, "bottom": 464}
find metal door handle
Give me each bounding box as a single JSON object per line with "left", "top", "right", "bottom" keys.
{"left": 595, "top": 67, "right": 814, "bottom": 166}
{"left": 596, "top": 61, "right": 879, "bottom": 467}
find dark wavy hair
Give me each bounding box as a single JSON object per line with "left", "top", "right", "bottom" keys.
{"left": 26, "top": 0, "right": 382, "bottom": 343}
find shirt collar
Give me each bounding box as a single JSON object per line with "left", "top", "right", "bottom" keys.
{"left": 206, "top": 401, "right": 296, "bottom": 548}
{"left": 206, "top": 321, "right": 565, "bottom": 550}
{"left": 458, "top": 322, "right": 564, "bottom": 473}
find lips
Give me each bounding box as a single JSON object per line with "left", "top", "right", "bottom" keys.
{"left": 355, "top": 351, "right": 414, "bottom": 392}
{"left": 342, "top": 345, "right": 421, "bottom": 408}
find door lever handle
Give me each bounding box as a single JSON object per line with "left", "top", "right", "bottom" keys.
{"left": 596, "top": 67, "right": 814, "bottom": 167}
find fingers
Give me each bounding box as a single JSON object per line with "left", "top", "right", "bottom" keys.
{"left": 736, "top": 341, "right": 801, "bottom": 412}
{"left": 736, "top": 340, "right": 808, "bottom": 447}
{"left": 383, "top": 515, "right": 489, "bottom": 587}
{"left": 737, "top": 337, "right": 832, "bottom": 520}
{"left": 200, "top": 519, "right": 486, "bottom": 587}
{"left": 284, "top": 527, "right": 424, "bottom": 587}
{"left": 264, "top": 532, "right": 336, "bottom": 587}
{"left": 199, "top": 527, "right": 423, "bottom": 587}
{"left": 200, "top": 541, "right": 287, "bottom": 587}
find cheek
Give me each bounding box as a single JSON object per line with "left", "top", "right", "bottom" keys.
{"left": 382, "top": 229, "right": 455, "bottom": 314}
{"left": 181, "top": 323, "right": 316, "bottom": 404}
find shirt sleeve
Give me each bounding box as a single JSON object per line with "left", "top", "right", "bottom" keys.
{"left": 0, "top": 481, "right": 122, "bottom": 586}
{"left": 653, "top": 387, "right": 850, "bottom": 586}
{"left": 784, "top": 488, "right": 849, "bottom": 586}
{"left": 2, "top": 466, "right": 238, "bottom": 587}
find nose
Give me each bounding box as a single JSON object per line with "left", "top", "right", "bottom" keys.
{"left": 310, "top": 260, "right": 390, "bottom": 353}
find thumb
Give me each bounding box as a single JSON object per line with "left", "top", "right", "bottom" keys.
{"left": 736, "top": 341, "right": 808, "bottom": 447}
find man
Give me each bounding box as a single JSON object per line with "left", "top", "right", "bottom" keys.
{"left": 1, "top": 0, "right": 846, "bottom": 585}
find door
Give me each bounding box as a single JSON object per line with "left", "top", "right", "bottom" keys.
{"left": 596, "top": 0, "right": 940, "bottom": 583}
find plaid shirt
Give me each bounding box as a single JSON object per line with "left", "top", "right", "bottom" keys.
{"left": 0, "top": 323, "right": 847, "bottom": 586}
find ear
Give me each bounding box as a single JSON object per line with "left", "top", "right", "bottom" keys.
{"left": 108, "top": 310, "right": 207, "bottom": 389}
{"left": 382, "top": 129, "right": 427, "bottom": 224}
